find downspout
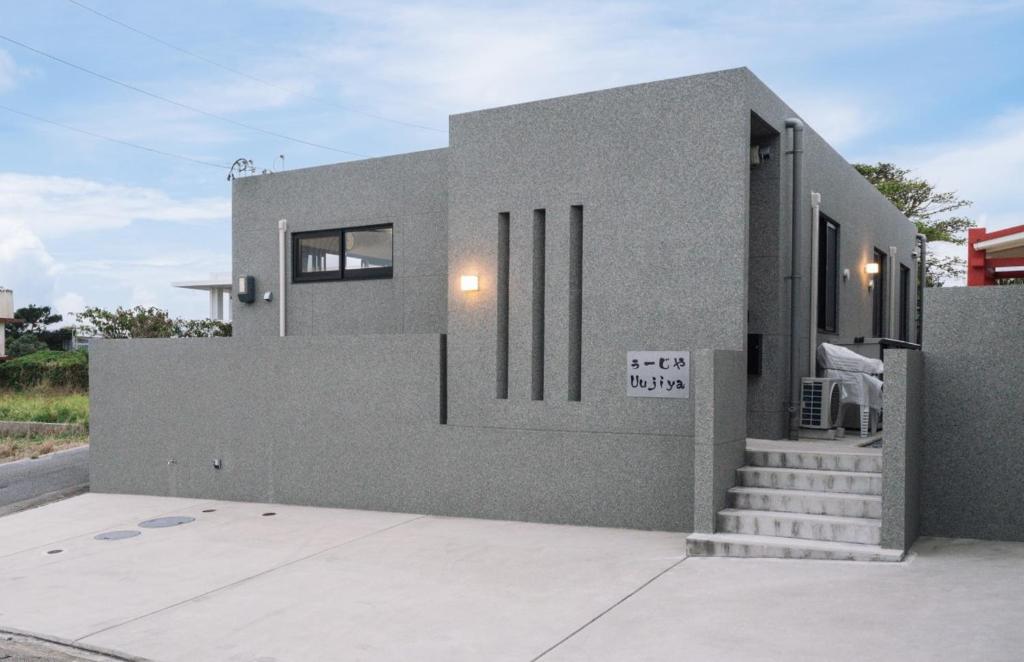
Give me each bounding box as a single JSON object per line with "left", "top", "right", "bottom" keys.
{"left": 278, "top": 218, "right": 287, "bottom": 337}
{"left": 916, "top": 233, "right": 927, "bottom": 344}
{"left": 785, "top": 117, "right": 805, "bottom": 439}
{"left": 888, "top": 246, "right": 898, "bottom": 338}
{"left": 809, "top": 191, "right": 821, "bottom": 378}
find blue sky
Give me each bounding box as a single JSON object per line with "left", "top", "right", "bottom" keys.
{"left": 1, "top": 0, "right": 1022, "bottom": 320}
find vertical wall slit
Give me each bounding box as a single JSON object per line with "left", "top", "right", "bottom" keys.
{"left": 439, "top": 334, "right": 448, "bottom": 424}
{"left": 568, "top": 205, "right": 583, "bottom": 401}
{"left": 496, "top": 212, "right": 510, "bottom": 399}
{"left": 531, "top": 209, "right": 546, "bottom": 401}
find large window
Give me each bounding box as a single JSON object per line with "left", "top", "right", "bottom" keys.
{"left": 872, "top": 247, "right": 887, "bottom": 337}
{"left": 817, "top": 215, "right": 839, "bottom": 333}
{"left": 292, "top": 224, "right": 393, "bottom": 282}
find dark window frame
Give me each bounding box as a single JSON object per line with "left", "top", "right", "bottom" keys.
{"left": 872, "top": 247, "right": 887, "bottom": 338}
{"left": 899, "top": 263, "right": 910, "bottom": 341}
{"left": 817, "top": 215, "right": 840, "bottom": 334}
{"left": 291, "top": 223, "right": 394, "bottom": 283}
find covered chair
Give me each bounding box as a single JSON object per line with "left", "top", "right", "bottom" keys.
{"left": 816, "top": 343, "right": 884, "bottom": 437}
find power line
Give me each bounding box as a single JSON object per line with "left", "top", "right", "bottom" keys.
{"left": 64, "top": 0, "right": 445, "bottom": 134}
{"left": 0, "top": 103, "right": 230, "bottom": 169}
{"left": 0, "top": 32, "right": 370, "bottom": 158}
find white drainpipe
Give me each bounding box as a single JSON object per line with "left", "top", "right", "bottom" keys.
{"left": 278, "top": 219, "right": 287, "bottom": 337}
{"left": 888, "top": 246, "right": 898, "bottom": 338}
{"left": 808, "top": 192, "right": 821, "bottom": 377}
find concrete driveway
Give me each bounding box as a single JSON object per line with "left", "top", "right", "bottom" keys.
{"left": 0, "top": 494, "right": 1020, "bottom": 662}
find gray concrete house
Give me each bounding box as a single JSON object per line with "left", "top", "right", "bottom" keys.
{"left": 94, "top": 68, "right": 1021, "bottom": 561}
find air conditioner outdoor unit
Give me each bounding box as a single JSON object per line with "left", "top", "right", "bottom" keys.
{"left": 800, "top": 377, "right": 842, "bottom": 429}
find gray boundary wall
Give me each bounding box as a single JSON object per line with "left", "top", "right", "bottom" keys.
{"left": 693, "top": 349, "right": 747, "bottom": 533}
{"left": 881, "top": 349, "right": 923, "bottom": 551}
{"left": 919, "top": 287, "right": 1024, "bottom": 542}
{"left": 90, "top": 336, "right": 700, "bottom": 531}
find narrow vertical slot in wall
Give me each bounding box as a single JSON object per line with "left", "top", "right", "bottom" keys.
{"left": 531, "top": 209, "right": 546, "bottom": 401}
{"left": 496, "top": 212, "right": 510, "bottom": 399}
{"left": 568, "top": 205, "right": 583, "bottom": 401}
{"left": 439, "top": 334, "right": 448, "bottom": 424}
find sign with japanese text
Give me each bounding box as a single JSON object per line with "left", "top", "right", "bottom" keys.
{"left": 627, "top": 351, "right": 689, "bottom": 398}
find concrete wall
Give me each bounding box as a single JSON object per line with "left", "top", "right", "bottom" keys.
{"left": 90, "top": 337, "right": 692, "bottom": 531}
{"left": 446, "top": 69, "right": 750, "bottom": 438}
{"left": 881, "top": 349, "right": 923, "bottom": 551}
{"left": 693, "top": 350, "right": 747, "bottom": 533}
{"left": 742, "top": 70, "right": 921, "bottom": 438}
{"left": 920, "top": 287, "right": 1024, "bottom": 542}
{"left": 231, "top": 149, "right": 448, "bottom": 339}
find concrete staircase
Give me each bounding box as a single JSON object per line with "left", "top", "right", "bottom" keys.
{"left": 686, "top": 441, "right": 903, "bottom": 562}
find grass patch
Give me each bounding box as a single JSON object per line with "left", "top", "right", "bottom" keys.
{"left": 0, "top": 388, "right": 89, "bottom": 425}
{"left": 0, "top": 432, "right": 88, "bottom": 463}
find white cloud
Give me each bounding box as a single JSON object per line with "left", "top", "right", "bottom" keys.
{"left": 53, "top": 292, "right": 86, "bottom": 317}
{"left": 905, "top": 109, "right": 1024, "bottom": 231}
{"left": 0, "top": 49, "right": 19, "bottom": 92}
{"left": 0, "top": 173, "right": 229, "bottom": 318}
{"left": 274, "top": 0, "right": 1024, "bottom": 126}
{"left": 0, "top": 173, "right": 227, "bottom": 239}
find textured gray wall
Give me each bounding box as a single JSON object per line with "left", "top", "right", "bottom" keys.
{"left": 693, "top": 350, "right": 748, "bottom": 533}
{"left": 742, "top": 70, "right": 921, "bottom": 438}
{"left": 446, "top": 69, "right": 750, "bottom": 438}
{"left": 231, "top": 149, "right": 448, "bottom": 339}
{"left": 920, "top": 287, "right": 1024, "bottom": 542}
{"left": 881, "top": 349, "right": 923, "bottom": 551}
{"left": 90, "top": 337, "right": 691, "bottom": 531}
{"left": 226, "top": 68, "right": 918, "bottom": 441}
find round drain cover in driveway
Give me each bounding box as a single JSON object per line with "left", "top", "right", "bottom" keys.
{"left": 139, "top": 516, "right": 195, "bottom": 528}
{"left": 95, "top": 530, "right": 142, "bottom": 541}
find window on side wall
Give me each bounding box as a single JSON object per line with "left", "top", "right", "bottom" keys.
{"left": 292, "top": 224, "right": 393, "bottom": 283}
{"left": 817, "top": 215, "right": 839, "bottom": 333}
{"left": 872, "top": 247, "right": 887, "bottom": 337}
{"left": 899, "top": 264, "right": 910, "bottom": 341}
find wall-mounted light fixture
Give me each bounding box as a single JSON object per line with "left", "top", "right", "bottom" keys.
{"left": 460, "top": 274, "right": 479, "bottom": 292}
{"left": 864, "top": 262, "right": 880, "bottom": 275}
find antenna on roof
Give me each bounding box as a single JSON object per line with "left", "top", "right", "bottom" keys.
{"left": 227, "top": 158, "right": 256, "bottom": 181}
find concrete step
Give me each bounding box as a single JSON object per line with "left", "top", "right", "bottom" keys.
{"left": 717, "top": 508, "right": 881, "bottom": 545}
{"left": 745, "top": 448, "right": 882, "bottom": 473}
{"left": 737, "top": 466, "right": 881, "bottom": 495}
{"left": 686, "top": 532, "right": 903, "bottom": 562}
{"left": 729, "top": 486, "right": 882, "bottom": 519}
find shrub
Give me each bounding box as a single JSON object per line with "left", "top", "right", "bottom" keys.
{"left": 77, "top": 305, "right": 232, "bottom": 338}
{"left": 0, "top": 350, "right": 89, "bottom": 390}
{"left": 8, "top": 333, "right": 48, "bottom": 357}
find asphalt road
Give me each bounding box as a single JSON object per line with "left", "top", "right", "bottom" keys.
{"left": 0, "top": 446, "right": 89, "bottom": 514}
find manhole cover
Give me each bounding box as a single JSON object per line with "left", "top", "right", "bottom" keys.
{"left": 46, "top": 549, "right": 63, "bottom": 555}
{"left": 139, "top": 516, "right": 195, "bottom": 528}
{"left": 202, "top": 509, "right": 216, "bottom": 513}
{"left": 95, "top": 530, "right": 141, "bottom": 541}
{"left": 262, "top": 512, "right": 276, "bottom": 517}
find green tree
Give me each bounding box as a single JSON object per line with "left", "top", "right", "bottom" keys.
{"left": 7, "top": 333, "right": 48, "bottom": 358}
{"left": 854, "top": 162, "right": 975, "bottom": 286}
{"left": 77, "top": 305, "right": 232, "bottom": 339}
{"left": 4, "top": 305, "right": 62, "bottom": 340}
